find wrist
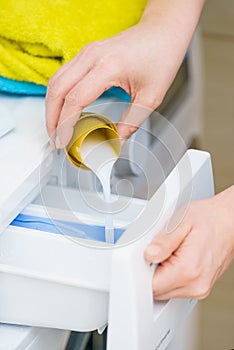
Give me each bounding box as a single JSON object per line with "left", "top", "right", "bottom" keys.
{"left": 213, "top": 185, "right": 234, "bottom": 257}
{"left": 141, "top": 0, "right": 205, "bottom": 23}
{"left": 139, "top": 0, "right": 205, "bottom": 49}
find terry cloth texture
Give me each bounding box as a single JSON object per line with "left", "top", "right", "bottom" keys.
{"left": 0, "top": 0, "right": 147, "bottom": 85}
{"left": 0, "top": 75, "right": 47, "bottom": 95}
{"left": 0, "top": 75, "right": 131, "bottom": 102}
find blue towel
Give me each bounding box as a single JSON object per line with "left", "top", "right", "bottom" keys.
{"left": 0, "top": 75, "right": 131, "bottom": 102}
{"left": 0, "top": 76, "right": 47, "bottom": 95}
{"left": 103, "top": 86, "right": 131, "bottom": 102}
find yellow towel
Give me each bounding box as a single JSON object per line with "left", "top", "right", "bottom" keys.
{"left": 0, "top": 0, "right": 147, "bottom": 86}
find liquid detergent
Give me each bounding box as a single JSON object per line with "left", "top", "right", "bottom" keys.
{"left": 65, "top": 112, "right": 121, "bottom": 244}
{"left": 80, "top": 130, "right": 117, "bottom": 243}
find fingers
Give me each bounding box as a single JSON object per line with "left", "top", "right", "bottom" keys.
{"left": 144, "top": 214, "right": 195, "bottom": 299}
{"left": 45, "top": 45, "right": 97, "bottom": 142}
{"left": 151, "top": 251, "right": 200, "bottom": 299}
{"left": 152, "top": 256, "right": 213, "bottom": 301}
{"left": 145, "top": 213, "right": 214, "bottom": 300}
{"left": 117, "top": 104, "right": 150, "bottom": 141}
{"left": 152, "top": 260, "right": 185, "bottom": 299}
{"left": 55, "top": 66, "right": 117, "bottom": 147}
{"left": 144, "top": 218, "right": 191, "bottom": 264}
{"left": 117, "top": 91, "right": 163, "bottom": 140}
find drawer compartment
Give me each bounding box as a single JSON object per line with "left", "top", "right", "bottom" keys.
{"left": 0, "top": 185, "right": 146, "bottom": 332}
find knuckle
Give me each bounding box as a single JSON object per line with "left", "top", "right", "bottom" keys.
{"left": 194, "top": 281, "right": 211, "bottom": 300}
{"left": 47, "top": 78, "right": 61, "bottom": 99}
{"left": 156, "top": 240, "right": 168, "bottom": 253}
{"left": 145, "top": 89, "right": 164, "bottom": 109}
{"left": 153, "top": 234, "right": 169, "bottom": 249}
{"left": 83, "top": 41, "right": 100, "bottom": 55}
{"left": 183, "top": 263, "right": 201, "bottom": 281}
{"left": 65, "top": 91, "right": 79, "bottom": 107}
{"left": 98, "top": 55, "right": 120, "bottom": 77}
{"left": 127, "top": 125, "right": 139, "bottom": 137}
{"left": 98, "top": 56, "right": 109, "bottom": 70}
{"left": 152, "top": 233, "right": 164, "bottom": 244}
{"left": 104, "top": 55, "right": 118, "bottom": 68}
{"left": 151, "top": 239, "right": 164, "bottom": 253}
{"left": 135, "top": 90, "right": 164, "bottom": 110}
{"left": 151, "top": 93, "right": 164, "bottom": 109}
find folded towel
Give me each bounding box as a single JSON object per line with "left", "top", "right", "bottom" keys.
{"left": 0, "top": 0, "right": 146, "bottom": 85}
{"left": 0, "top": 75, "right": 47, "bottom": 95}
{"left": 0, "top": 75, "right": 131, "bottom": 102}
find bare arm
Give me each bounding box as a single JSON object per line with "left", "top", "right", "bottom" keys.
{"left": 46, "top": 0, "right": 206, "bottom": 147}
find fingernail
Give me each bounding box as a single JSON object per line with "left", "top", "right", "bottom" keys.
{"left": 55, "top": 135, "right": 60, "bottom": 149}
{"left": 50, "top": 139, "right": 55, "bottom": 149}
{"left": 145, "top": 245, "right": 160, "bottom": 261}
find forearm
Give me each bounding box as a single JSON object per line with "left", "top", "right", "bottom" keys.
{"left": 139, "top": 0, "right": 206, "bottom": 62}
{"left": 214, "top": 185, "right": 234, "bottom": 256}
{"left": 141, "top": 0, "right": 206, "bottom": 30}
{"left": 46, "top": 0, "right": 207, "bottom": 146}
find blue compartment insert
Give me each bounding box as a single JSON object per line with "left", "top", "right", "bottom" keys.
{"left": 10, "top": 213, "right": 125, "bottom": 244}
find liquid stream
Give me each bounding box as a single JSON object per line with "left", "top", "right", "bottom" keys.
{"left": 80, "top": 133, "right": 117, "bottom": 244}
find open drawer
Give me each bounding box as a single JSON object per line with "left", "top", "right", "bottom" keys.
{"left": 0, "top": 151, "right": 214, "bottom": 350}
{"left": 0, "top": 184, "right": 146, "bottom": 332}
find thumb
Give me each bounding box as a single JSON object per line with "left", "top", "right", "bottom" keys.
{"left": 144, "top": 219, "right": 191, "bottom": 264}
{"left": 117, "top": 96, "right": 153, "bottom": 141}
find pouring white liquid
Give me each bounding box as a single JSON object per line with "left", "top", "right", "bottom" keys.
{"left": 80, "top": 131, "right": 117, "bottom": 244}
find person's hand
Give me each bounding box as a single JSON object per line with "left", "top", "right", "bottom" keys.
{"left": 45, "top": 0, "right": 205, "bottom": 148}
{"left": 45, "top": 22, "right": 183, "bottom": 148}
{"left": 144, "top": 185, "right": 234, "bottom": 300}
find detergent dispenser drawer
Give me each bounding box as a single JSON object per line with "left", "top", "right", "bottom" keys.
{"left": 0, "top": 182, "right": 146, "bottom": 333}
